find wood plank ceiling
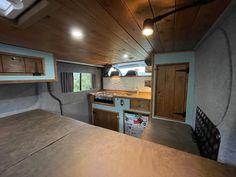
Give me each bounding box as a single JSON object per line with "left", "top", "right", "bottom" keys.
{"left": 0, "top": 0, "right": 230, "bottom": 65}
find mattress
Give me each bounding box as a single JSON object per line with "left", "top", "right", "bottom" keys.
{"left": 0, "top": 110, "right": 235, "bottom": 177}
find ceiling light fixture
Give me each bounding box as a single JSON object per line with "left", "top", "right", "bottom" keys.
{"left": 123, "top": 54, "right": 128, "bottom": 58}
{"left": 142, "top": 0, "right": 215, "bottom": 36}
{"left": 142, "top": 19, "right": 154, "bottom": 36}
{"left": 71, "top": 28, "right": 83, "bottom": 40}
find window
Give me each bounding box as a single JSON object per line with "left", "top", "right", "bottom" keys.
{"left": 73, "top": 73, "right": 81, "bottom": 92}
{"left": 108, "top": 61, "right": 151, "bottom": 77}
{"left": 61, "top": 72, "right": 94, "bottom": 93}
{"left": 81, "top": 73, "right": 92, "bottom": 91}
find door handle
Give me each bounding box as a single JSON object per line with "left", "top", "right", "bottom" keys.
{"left": 173, "top": 112, "right": 186, "bottom": 117}
{"left": 176, "top": 68, "right": 189, "bottom": 74}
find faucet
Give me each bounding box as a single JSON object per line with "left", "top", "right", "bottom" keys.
{"left": 135, "top": 86, "right": 140, "bottom": 95}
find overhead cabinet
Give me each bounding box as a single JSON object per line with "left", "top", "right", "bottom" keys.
{"left": 25, "top": 58, "right": 44, "bottom": 74}
{"left": 0, "top": 43, "right": 57, "bottom": 84}
{"left": 1, "top": 55, "right": 26, "bottom": 73}
{"left": 0, "top": 53, "right": 44, "bottom": 75}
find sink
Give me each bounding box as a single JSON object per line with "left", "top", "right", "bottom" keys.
{"left": 95, "top": 92, "right": 113, "bottom": 97}
{"left": 125, "top": 93, "right": 134, "bottom": 96}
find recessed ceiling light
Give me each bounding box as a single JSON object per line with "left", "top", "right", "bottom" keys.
{"left": 123, "top": 54, "right": 128, "bottom": 58}
{"left": 71, "top": 28, "right": 83, "bottom": 40}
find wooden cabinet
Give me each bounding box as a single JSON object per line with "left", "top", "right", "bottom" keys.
{"left": 2, "top": 55, "right": 25, "bottom": 73}
{"left": 93, "top": 109, "right": 119, "bottom": 131}
{"left": 0, "top": 43, "right": 57, "bottom": 84}
{"left": 25, "top": 58, "right": 44, "bottom": 74}
{"left": 130, "top": 99, "right": 150, "bottom": 112}
{"left": 0, "top": 53, "right": 44, "bottom": 75}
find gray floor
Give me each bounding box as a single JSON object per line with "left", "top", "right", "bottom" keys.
{"left": 141, "top": 119, "right": 200, "bottom": 155}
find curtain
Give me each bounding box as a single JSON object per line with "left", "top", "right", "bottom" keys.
{"left": 92, "top": 74, "right": 96, "bottom": 89}
{"left": 60, "top": 72, "right": 74, "bottom": 93}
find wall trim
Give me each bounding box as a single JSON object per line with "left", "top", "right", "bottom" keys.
{"left": 56, "top": 59, "right": 104, "bottom": 68}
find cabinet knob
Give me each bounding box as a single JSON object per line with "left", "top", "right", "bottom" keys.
{"left": 120, "top": 99, "right": 124, "bottom": 106}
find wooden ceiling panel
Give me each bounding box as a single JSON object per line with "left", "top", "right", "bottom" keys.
{"left": 174, "top": 0, "right": 200, "bottom": 50}
{"left": 122, "top": 0, "right": 164, "bottom": 52}
{"left": 0, "top": 0, "right": 231, "bottom": 64}
{"left": 150, "top": 0, "right": 175, "bottom": 52}
{"left": 150, "top": 0, "right": 176, "bottom": 12}
{"left": 192, "top": 0, "right": 231, "bottom": 30}
{"left": 96, "top": 0, "right": 155, "bottom": 54}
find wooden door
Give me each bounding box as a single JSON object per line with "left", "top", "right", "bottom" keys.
{"left": 155, "top": 63, "right": 189, "bottom": 121}
{"left": 93, "top": 109, "right": 119, "bottom": 131}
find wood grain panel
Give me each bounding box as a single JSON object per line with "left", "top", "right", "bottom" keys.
{"left": 0, "top": 0, "right": 149, "bottom": 64}
{"left": 1, "top": 55, "right": 26, "bottom": 73}
{"left": 96, "top": 0, "right": 154, "bottom": 54}
{"left": 155, "top": 63, "right": 188, "bottom": 121}
{"left": 174, "top": 0, "right": 200, "bottom": 50}
{"left": 155, "top": 66, "right": 166, "bottom": 116}
{"left": 130, "top": 99, "right": 150, "bottom": 112}
{"left": 123, "top": 0, "right": 164, "bottom": 52}
{"left": 0, "top": 0, "right": 231, "bottom": 64}
{"left": 151, "top": 0, "right": 175, "bottom": 52}
{"left": 164, "top": 65, "right": 175, "bottom": 118}
{"left": 93, "top": 109, "right": 119, "bottom": 131}
{"left": 173, "top": 64, "right": 188, "bottom": 120}
{"left": 25, "top": 58, "right": 44, "bottom": 74}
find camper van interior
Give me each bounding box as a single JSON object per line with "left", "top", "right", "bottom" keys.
{"left": 0, "top": 0, "right": 236, "bottom": 176}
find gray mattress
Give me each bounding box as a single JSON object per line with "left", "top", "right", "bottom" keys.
{"left": 0, "top": 110, "right": 235, "bottom": 177}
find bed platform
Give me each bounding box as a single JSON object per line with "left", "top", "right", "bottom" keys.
{"left": 0, "top": 110, "right": 235, "bottom": 177}
{"left": 141, "top": 118, "right": 200, "bottom": 155}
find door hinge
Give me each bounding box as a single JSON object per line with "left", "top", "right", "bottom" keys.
{"left": 176, "top": 68, "right": 189, "bottom": 74}
{"left": 173, "top": 112, "right": 186, "bottom": 117}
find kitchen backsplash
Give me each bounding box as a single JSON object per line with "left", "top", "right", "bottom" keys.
{"left": 103, "top": 77, "right": 151, "bottom": 92}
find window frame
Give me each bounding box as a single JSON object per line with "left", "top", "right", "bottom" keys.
{"left": 73, "top": 72, "right": 93, "bottom": 93}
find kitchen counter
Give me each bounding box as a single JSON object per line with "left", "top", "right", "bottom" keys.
{"left": 89, "top": 90, "right": 151, "bottom": 132}
{"left": 0, "top": 110, "right": 236, "bottom": 177}
{"left": 90, "top": 90, "right": 151, "bottom": 100}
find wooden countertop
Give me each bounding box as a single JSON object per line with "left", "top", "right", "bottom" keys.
{"left": 0, "top": 110, "right": 236, "bottom": 177}
{"left": 90, "top": 90, "right": 151, "bottom": 100}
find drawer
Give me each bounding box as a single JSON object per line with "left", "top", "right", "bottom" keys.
{"left": 25, "top": 58, "right": 44, "bottom": 74}
{"left": 0, "top": 57, "right": 3, "bottom": 72}
{"left": 130, "top": 99, "right": 150, "bottom": 112}
{"left": 2, "top": 55, "right": 25, "bottom": 73}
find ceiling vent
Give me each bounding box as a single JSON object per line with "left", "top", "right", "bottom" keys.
{"left": 0, "top": 0, "right": 59, "bottom": 28}
{"left": 0, "top": 0, "right": 36, "bottom": 19}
